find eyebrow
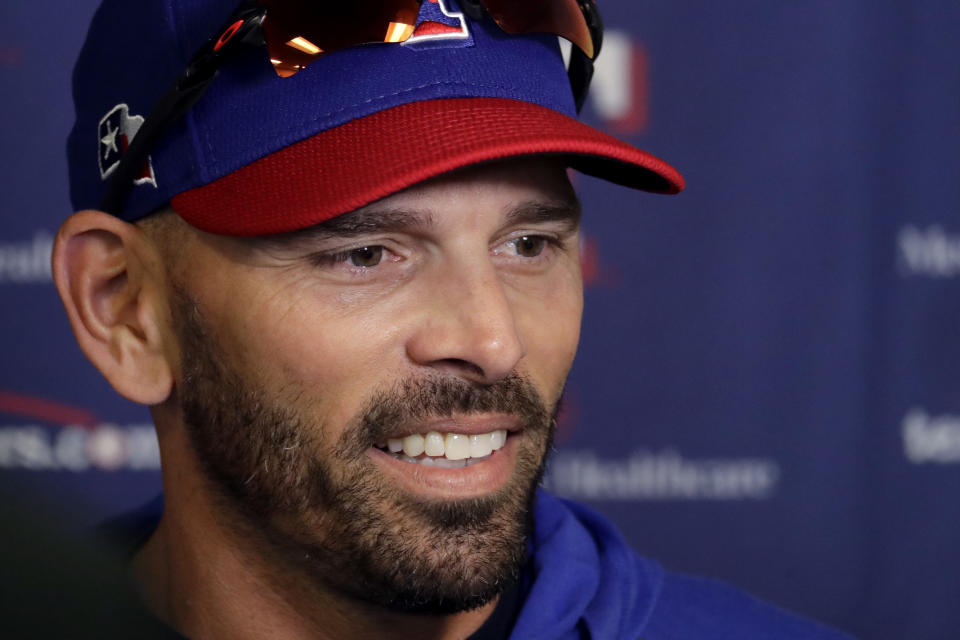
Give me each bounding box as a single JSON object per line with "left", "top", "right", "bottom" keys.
{"left": 262, "top": 196, "right": 582, "bottom": 249}
{"left": 504, "top": 200, "right": 582, "bottom": 232}
{"left": 300, "top": 208, "right": 435, "bottom": 241}
{"left": 259, "top": 209, "right": 434, "bottom": 249}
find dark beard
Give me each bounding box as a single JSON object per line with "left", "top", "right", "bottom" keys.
{"left": 172, "top": 288, "right": 556, "bottom": 614}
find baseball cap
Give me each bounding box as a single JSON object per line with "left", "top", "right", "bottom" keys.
{"left": 68, "top": 0, "right": 684, "bottom": 236}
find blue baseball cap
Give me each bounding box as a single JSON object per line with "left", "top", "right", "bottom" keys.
{"left": 68, "top": 0, "right": 684, "bottom": 236}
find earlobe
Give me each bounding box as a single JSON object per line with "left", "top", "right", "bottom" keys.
{"left": 52, "top": 210, "right": 173, "bottom": 405}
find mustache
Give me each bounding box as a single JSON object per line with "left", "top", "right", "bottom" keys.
{"left": 337, "top": 373, "right": 553, "bottom": 457}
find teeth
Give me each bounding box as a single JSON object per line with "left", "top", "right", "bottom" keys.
{"left": 444, "top": 433, "right": 470, "bottom": 460}
{"left": 424, "top": 431, "right": 445, "bottom": 457}
{"left": 469, "top": 433, "right": 493, "bottom": 458}
{"left": 402, "top": 433, "right": 425, "bottom": 457}
{"left": 378, "top": 429, "right": 510, "bottom": 465}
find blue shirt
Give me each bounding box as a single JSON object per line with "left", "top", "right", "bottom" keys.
{"left": 103, "top": 490, "right": 855, "bottom": 639}
{"left": 516, "top": 490, "right": 855, "bottom": 639}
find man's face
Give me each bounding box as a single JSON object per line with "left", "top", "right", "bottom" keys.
{"left": 165, "top": 159, "right": 583, "bottom": 613}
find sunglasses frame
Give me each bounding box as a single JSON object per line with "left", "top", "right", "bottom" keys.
{"left": 100, "top": 0, "right": 603, "bottom": 216}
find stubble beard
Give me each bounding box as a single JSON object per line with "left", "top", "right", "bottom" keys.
{"left": 172, "top": 291, "right": 558, "bottom": 614}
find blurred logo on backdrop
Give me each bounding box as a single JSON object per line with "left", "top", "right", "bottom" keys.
{"left": 898, "top": 225, "right": 960, "bottom": 278}
{"left": 587, "top": 30, "right": 649, "bottom": 135}
{"left": 544, "top": 448, "right": 780, "bottom": 501}
{"left": 556, "top": 29, "right": 648, "bottom": 134}
{"left": 903, "top": 407, "right": 960, "bottom": 464}
{"left": 0, "top": 390, "right": 159, "bottom": 472}
{"left": 548, "top": 388, "right": 781, "bottom": 501}
{"left": 0, "top": 231, "right": 53, "bottom": 283}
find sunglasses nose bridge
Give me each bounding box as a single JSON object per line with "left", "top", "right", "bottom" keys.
{"left": 261, "top": 0, "right": 422, "bottom": 78}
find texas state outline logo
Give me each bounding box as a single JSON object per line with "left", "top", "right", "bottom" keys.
{"left": 98, "top": 103, "right": 157, "bottom": 187}
{"left": 403, "top": 0, "right": 473, "bottom": 49}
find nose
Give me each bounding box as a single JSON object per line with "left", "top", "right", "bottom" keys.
{"left": 405, "top": 257, "right": 526, "bottom": 384}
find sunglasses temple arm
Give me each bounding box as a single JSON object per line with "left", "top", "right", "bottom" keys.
{"left": 100, "top": 3, "right": 266, "bottom": 216}
{"left": 570, "top": 0, "right": 603, "bottom": 114}
{"left": 568, "top": 48, "right": 593, "bottom": 114}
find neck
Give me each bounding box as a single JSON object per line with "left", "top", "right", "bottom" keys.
{"left": 132, "top": 423, "right": 497, "bottom": 640}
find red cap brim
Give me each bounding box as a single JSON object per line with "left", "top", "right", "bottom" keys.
{"left": 171, "top": 97, "right": 684, "bottom": 236}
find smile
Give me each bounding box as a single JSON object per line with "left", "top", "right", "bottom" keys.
{"left": 374, "top": 429, "right": 509, "bottom": 468}
{"left": 366, "top": 416, "right": 523, "bottom": 496}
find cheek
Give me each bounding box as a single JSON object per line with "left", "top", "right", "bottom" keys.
{"left": 209, "top": 281, "right": 408, "bottom": 428}
{"left": 513, "top": 272, "right": 583, "bottom": 392}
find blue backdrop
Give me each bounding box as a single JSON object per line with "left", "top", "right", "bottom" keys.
{"left": 2, "top": 2, "right": 958, "bottom": 638}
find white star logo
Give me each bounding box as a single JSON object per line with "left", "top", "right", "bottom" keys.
{"left": 98, "top": 103, "right": 156, "bottom": 186}
{"left": 100, "top": 120, "right": 119, "bottom": 159}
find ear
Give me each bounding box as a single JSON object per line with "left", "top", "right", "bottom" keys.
{"left": 52, "top": 210, "right": 173, "bottom": 405}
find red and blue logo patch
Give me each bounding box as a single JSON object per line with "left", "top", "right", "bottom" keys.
{"left": 98, "top": 103, "right": 156, "bottom": 187}
{"left": 403, "top": 0, "right": 473, "bottom": 49}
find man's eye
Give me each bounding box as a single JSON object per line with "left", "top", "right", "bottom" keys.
{"left": 347, "top": 246, "right": 383, "bottom": 267}
{"left": 513, "top": 236, "right": 547, "bottom": 258}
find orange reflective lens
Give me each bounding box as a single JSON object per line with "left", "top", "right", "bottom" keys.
{"left": 261, "top": 0, "right": 421, "bottom": 77}
{"left": 481, "top": 0, "right": 594, "bottom": 59}
{"left": 259, "top": 0, "right": 595, "bottom": 78}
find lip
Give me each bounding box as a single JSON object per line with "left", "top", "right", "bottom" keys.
{"left": 367, "top": 433, "right": 521, "bottom": 499}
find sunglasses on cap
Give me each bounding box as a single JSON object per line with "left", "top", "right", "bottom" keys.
{"left": 100, "top": 0, "right": 604, "bottom": 216}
